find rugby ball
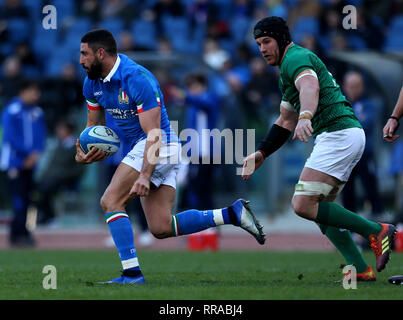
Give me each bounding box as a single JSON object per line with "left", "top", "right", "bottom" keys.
{"left": 79, "top": 125, "right": 120, "bottom": 158}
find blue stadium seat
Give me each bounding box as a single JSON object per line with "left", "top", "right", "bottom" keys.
{"left": 131, "top": 19, "right": 157, "bottom": 50}
{"left": 63, "top": 18, "right": 93, "bottom": 49}
{"left": 49, "top": 0, "right": 76, "bottom": 25}
{"left": 98, "top": 18, "right": 125, "bottom": 39}
{"left": 6, "top": 18, "right": 30, "bottom": 44}
{"left": 292, "top": 17, "right": 319, "bottom": 40}
{"left": 45, "top": 48, "right": 77, "bottom": 77}
{"left": 161, "top": 16, "right": 190, "bottom": 52}
{"left": 229, "top": 16, "right": 251, "bottom": 44}
{"left": 22, "top": 0, "right": 43, "bottom": 21}
{"left": 162, "top": 16, "right": 189, "bottom": 39}
{"left": 31, "top": 25, "right": 59, "bottom": 59}
{"left": 346, "top": 34, "right": 367, "bottom": 51}
{"left": 383, "top": 15, "right": 403, "bottom": 52}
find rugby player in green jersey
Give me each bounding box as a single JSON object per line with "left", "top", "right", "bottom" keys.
{"left": 242, "top": 16, "right": 396, "bottom": 281}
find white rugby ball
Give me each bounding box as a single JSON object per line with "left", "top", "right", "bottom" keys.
{"left": 79, "top": 125, "right": 120, "bottom": 158}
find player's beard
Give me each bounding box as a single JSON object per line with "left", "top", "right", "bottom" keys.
{"left": 86, "top": 58, "right": 103, "bottom": 80}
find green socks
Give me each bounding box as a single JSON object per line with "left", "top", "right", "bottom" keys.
{"left": 316, "top": 202, "right": 382, "bottom": 239}
{"left": 319, "top": 224, "right": 368, "bottom": 273}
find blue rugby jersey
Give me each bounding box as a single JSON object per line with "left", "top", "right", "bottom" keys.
{"left": 83, "top": 54, "right": 178, "bottom": 147}
{"left": 0, "top": 97, "right": 47, "bottom": 170}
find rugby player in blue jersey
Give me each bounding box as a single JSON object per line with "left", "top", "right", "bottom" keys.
{"left": 75, "top": 29, "right": 265, "bottom": 284}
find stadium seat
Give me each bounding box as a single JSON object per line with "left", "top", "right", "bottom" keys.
{"left": 162, "top": 16, "right": 190, "bottom": 39}
{"left": 6, "top": 18, "right": 30, "bottom": 44}
{"left": 63, "top": 18, "right": 93, "bottom": 49}
{"left": 131, "top": 19, "right": 157, "bottom": 50}
{"left": 292, "top": 17, "right": 319, "bottom": 37}
{"left": 98, "top": 18, "right": 125, "bottom": 39}
{"left": 31, "top": 25, "right": 59, "bottom": 59}
{"left": 346, "top": 34, "right": 367, "bottom": 51}
{"left": 161, "top": 16, "right": 191, "bottom": 53}
{"left": 22, "top": 0, "right": 43, "bottom": 21}
{"left": 229, "top": 16, "right": 251, "bottom": 44}
{"left": 45, "top": 50, "right": 74, "bottom": 76}
{"left": 383, "top": 15, "right": 403, "bottom": 52}
{"left": 49, "top": 0, "right": 76, "bottom": 25}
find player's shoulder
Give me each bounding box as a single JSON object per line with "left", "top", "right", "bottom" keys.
{"left": 282, "top": 44, "right": 315, "bottom": 66}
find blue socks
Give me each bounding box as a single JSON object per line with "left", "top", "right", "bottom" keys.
{"left": 105, "top": 212, "right": 141, "bottom": 274}
{"left": 171, "top": 207, "right": 233, "bottom": 236}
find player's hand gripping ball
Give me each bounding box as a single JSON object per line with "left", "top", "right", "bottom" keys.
{"left": 79, "top": 125, "right": 120, "bottom": 158}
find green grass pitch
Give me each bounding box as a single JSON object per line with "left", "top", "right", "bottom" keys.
{"left": 0, "top": 250, "right": 402, "bottom": 300}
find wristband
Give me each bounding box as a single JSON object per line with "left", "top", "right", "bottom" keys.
{"left": 389, "top": 116, "right": 400, "bottom": 131}
{"left": 299, "top": 110, "right": 313, "bottom": 120}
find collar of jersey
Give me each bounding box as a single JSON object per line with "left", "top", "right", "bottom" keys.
{"left": 102, "top": 55, "right": 121, "bottom": 83}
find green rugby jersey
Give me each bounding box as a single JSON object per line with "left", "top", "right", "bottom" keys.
{"left": 279, "top": 43, "right": 362, "bottom": 137}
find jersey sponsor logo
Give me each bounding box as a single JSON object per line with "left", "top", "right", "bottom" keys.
{"left": 107, "top": 107, "right": 137, "bottom": 119}
{"left": 118, "top": 88, "right": 129, "bottom": 104}
{"left": 94, "top": 91, "right": 103, "bottom": 96}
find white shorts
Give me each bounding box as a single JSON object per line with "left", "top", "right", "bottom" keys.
{"left": 304, "top": 127, "right": 365, "bottom": 182}
{"left": 122, "top": 139, "right": 181, "bottom": 189}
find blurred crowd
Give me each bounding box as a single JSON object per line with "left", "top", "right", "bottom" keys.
{"left": 1, "top": 0, "right": 402, "bottom": 124}
{"left": 0, "top": 0, "right": 403, "bottom": 244}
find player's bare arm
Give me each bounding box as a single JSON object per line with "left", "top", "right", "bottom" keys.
{"left": 130, "top": 106, "right": 162, "bottom": 197}
{"left": 293, "top": 70, "right": 319, "bottom": 143}
{"left": 75, "top": 108, "right": 108, "bottom": 164}
{"left": 383, "top": 85, "right": 403, "bottom": 142}
{"left": 242, "top": 105, "right": 297, "bottom": 180}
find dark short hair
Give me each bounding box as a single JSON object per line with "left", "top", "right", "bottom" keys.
{"left": 185, "top": 73, "right": 208, "bottom": 87}
{"left": 18, "top": 78, "right": 40, "bottom": 93}
{"left": 81, "top": 29, "right": 117, "bottom": 56}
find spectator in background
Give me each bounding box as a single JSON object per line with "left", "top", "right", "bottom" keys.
{"left": 156, "top": 36, "right": 173, "bottom": 55}
{"left": 14, "top": 42, "right": 39, "bottom": 78}
{"left": 77, "top": 0, "right": 101, "bottom": 24}
{"left": 0, "top": 0, "right": 29, "bottom": 20}
{"left": 173, "top": 73, "right": 220, "bottom": 210}
{"left": 300, "top": 34, "right": 324, "bottom": 58}
{"left": 54, "top": 63, "right": 83, "bottom": 122}
{"left": 150, "top": 0, "right": 185, "bottom": 31}
{"left": 0, "top": 56, "right": 22, "bottom": 107}
{"left": 0, "top": 79, "right": 46, "bottom": 247}
{"left": 341, "top": 71, "right": 384, "bottom": 220}
{"left": 287, "top": 0, "right": 322, "bottom": 29}
{"left": 35, "top": 120, "right": 84, "bottom": 225}
{"left": 118, "top": 30, "right": 152, "bottom": 53}
{"left": 350, "top": 9, "right": 384, "bottom": 50}
{"left": 202, "top": 38, "right": 230, "bottom": 71}
{"left": 101, "top": 0, "right": 138, "bottom": 26}
{"left": 241, "top": 56, "right": 278, "bottom": 128}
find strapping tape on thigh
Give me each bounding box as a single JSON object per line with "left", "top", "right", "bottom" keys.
{"left": 294, "top": 181, "right": 334, "bottom": 196}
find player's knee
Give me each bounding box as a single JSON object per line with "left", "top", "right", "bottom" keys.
{"left": 148, "top": 216, "right": 173, "bottom": 239}
{"left": 100, "top": 192, "right": 119, "bottom": 213}
{"left": 291, "top": 197, "right": 315, "bottom": 220}
{"left": 149, "top": 226, "right": 170, "bottom": 239}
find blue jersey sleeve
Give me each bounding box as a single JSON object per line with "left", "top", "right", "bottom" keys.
{"left": 83, "top": 77, "right": 102, "bottom": 110}
{"left": 128, "top": 71, "right": 162, "bottom": 114}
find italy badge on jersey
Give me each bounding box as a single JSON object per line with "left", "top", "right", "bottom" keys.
{"left": 118, "top": 88, "right": 129, "bottom": 104}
